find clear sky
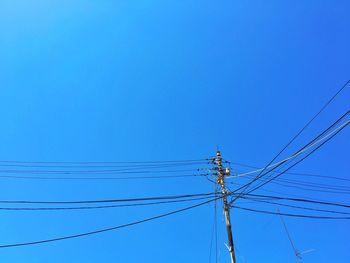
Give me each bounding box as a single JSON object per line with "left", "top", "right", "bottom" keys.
{"left": 0, "top": 0, "right": 349, "bottom": 262}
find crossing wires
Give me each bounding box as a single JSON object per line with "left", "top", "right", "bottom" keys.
{"left": 230, "top": 79, "right": 350, "bottom": 200}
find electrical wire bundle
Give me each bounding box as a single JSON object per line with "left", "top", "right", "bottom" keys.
{"left": 0, "top": 192, "right": 222, "bottom": 248}
{"left": 0, "top": 159, "right": 211, "bottom": 180}
{"left": 0, "top": 80, "right": 349, "bottom": 251}
{"left": 201, "top": 79, "right": 350, "bottom": 235}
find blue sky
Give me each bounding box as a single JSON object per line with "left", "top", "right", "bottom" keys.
{"left": 0, "top": 0, "right": 349, "bottom": 262}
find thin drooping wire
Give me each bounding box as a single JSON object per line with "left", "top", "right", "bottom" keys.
{"left": 240, "top": 79, "right": 350, "bottom": 193}
{"left": 208, "top": 209, "right": 215, "bottom": 263}
{"left": 0, "top": 196, "right": 216, "bottom": 211}
{"left": 240, "top": 193, "right": 350, "bottom": 209}
{"left": 215, "top": 184, "right": 218, "bottom": 263}
{"left": 230, "top": 205, "right": 350, "bottom": 219}
{"left": 228, "top": 187, "right": 350, "bottom": 213}
{"left": 0, "top": 192, "right": 218, "bottom": 205}
{"left": 209, "top": 184, "right": 219, "bottom": 263}
{"left": 229, "top": 184, "right": 337, "bottom": 204}
{"left": 277, "top": 185, "right": 350, "bottom": 195}
{"left": 0, "top": 197, "right": 220, "bottom": 248}
{"left": 236, "top": 174, "right": 350, "bottom": 193}
{"left": 246, "top": 119, "right": 350, "bottom": 194}
{"left": 277, "top": 209, "right": 299, "bottom": 262}
{"left": 266, "top": 181, "right": 350, "bottom": 195}
{"left": 230, "top": 161, "right": 350, "bottom": 182}
{"left": 247, "top": 174, "right": 350, "bottom": 191}
{"left": 242, "top": 197, "right": 350, "bottom": 215}
{"left": 250, "top": 179, "right": 350, "bottom": 195}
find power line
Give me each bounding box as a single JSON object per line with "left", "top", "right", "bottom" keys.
{"left": 263, "top": 181, "right": 350, "bottom": 195}
{"left": 231, "top": 80, "right": 350, "bottom": 198}
{"left": 0, "top": 161, "right": 208, "bottom": 168}
{"left": 0, "top": 168, "right": 202, "bottom": 175}
{"left": 230, "top": 205, "right": 350, "bottom": 220}
{"left": 239, "top": 194, "right": 350, "bottom": 209}
{"left": 235, "top": 174, "right": 350, "bottom": 194}
{"left": 0, "top": 192, "right": 218, "bottom": 205}
{"left": 277, "top": 209, "right": 301, "bottom": 263}
{"left": 209, "top": 184, "right": 219, "bottom": 263}
{"left": 233, "top": 116, "right": 350, "bottom": 179}
{"left": 230, "top": 161, "right": 350, "bottom": 183}
{"left": 226, "top": 182, "right": 341, "bottom": 204}
{"left": 0, "top": 196, "right": 215, "bottom": 211}
{"left": 0, "top": 159, "right": 208, "bottom": 165}
{"left": 0, "top": 197, "right": 219, "bottom": 248}
{"left": 241, "top": 197, "right": 350, "bottom": 215}
{"left": 238, "top": 79, "right": 350, "bottom": 194}
{"left": 232, "top": 110, "right": 350, "bottom": 197}
{"left": 214, "top": 184, "right": 219, "bottom": 263}
{"left": 0, "top": 173, "right": 208, "bottom": 181}
{"left": 246, "top": 118, "right": 350, "bottom": 194}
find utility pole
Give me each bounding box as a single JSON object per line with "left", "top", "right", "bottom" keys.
{"left": 214, "top": 150, "right": 236, "bottom": 263}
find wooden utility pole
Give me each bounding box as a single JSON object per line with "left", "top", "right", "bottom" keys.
{"left": 214, "top": 150, "right": 236, "bottom": 263}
